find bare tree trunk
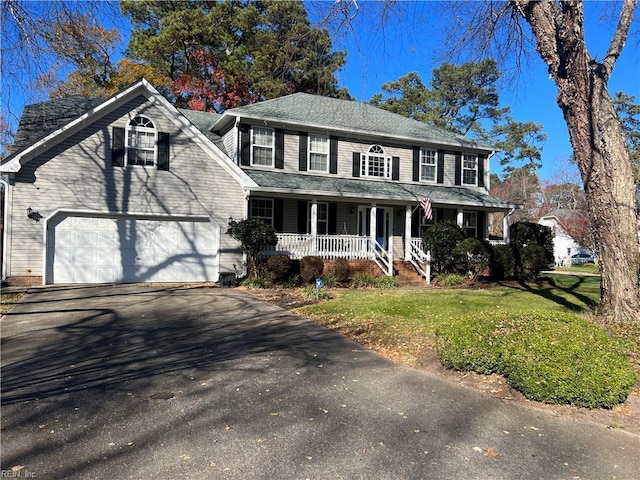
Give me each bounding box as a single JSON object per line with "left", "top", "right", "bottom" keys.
{"left": 515, "top": 0, "right": 640, "bottom": 323}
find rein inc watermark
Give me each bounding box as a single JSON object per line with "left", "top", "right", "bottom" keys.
{"left": 1, "top": 468, "right": 36, "bottom": 478}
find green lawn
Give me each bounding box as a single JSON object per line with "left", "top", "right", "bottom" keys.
{"left": 295, "top": 273, "right": 639, "bottom": 408}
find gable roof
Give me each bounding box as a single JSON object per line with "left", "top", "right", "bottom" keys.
{"left": 11, "top": 96, "right": 105, "bottom": 153}
{"left": 215, "top": 92, "right": 494, "bottom": 152}
{"left": 1, "top": 79, "right": 253, "bottom": 185}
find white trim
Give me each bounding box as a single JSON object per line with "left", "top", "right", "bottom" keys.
{"left": 308, "top": 133, "right": 329, "bottom": 173}
{"left": 0, "top": 177, "right": 9, "bottom": 281}
{"left": 1, "top": 78, "right": 257, "bottom": 189}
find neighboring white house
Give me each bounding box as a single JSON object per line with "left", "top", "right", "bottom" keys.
{"left": 539, "top": 209, "right": 592, "bottom": 266}
{"left": 0, "top": 78, "right": 517, "bottom": 285}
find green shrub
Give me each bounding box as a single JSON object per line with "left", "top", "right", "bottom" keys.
{"left": 434, "top": 273, "right": 466, "bottom": 287}
{"left": 226, "top": 218, "right": 278, "bottom": 278}
{"left": 300, "top": 256, "right": 324, "bottom": 283}
{"left": 375, "top": 275, "right": 399, "bottom": 288}
{"left": 321, "top": 274, "right": 338, "bottom": 288}
{"left": 520, "top": 244, "right": 548, "bottom": 281}
{"left": 453, "top": 238, "right": 491, "bottom": 280}
{"left": 489, "top": 244, "right": 517, "bottom": 280}
{"left": 301, "top": 284, "right": 331, "bottom": 300}
{"left": 422, "top": 221, "right": 467, "bottom": 274}
{"left": 266, "top": 254, "right": 292, "bottom": 283}
{"left": 435, "top": 311, "right": 636, "bottom": 408}
{"left": 241, "top": 276, "right": 273, "bottom": 289}
{"left": 351, "top": 272, "right": 379, "bottom": 288}
{"left": 350, "top": 272, "right": 397, "bottom": 288}
{"left": 282, "top": 274, "right": 302, "bottom": 288}
{"left": 329, "top": 258, "right": 351, "bottom": 282}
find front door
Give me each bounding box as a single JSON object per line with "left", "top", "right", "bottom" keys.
{"left": 357, "top": 207, "right": 390, "bottom": 249}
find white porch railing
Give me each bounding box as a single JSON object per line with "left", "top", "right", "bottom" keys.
{"left": 407, "top": 238, "right": 431, "bottom": 284}
{"left": 262, "top": 234, "right": 372, "bottom": 260}
{"left": 372, "top": 239, "right": 393, "bottom": 276}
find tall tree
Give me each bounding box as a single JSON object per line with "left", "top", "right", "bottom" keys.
{"left": 325, "top": 0, "right": 639, "bottom": 322}
{"left": 371, "top": 61, "right": 546, "bottom": 176}
{"left": 122, "top": 0, "right": 348, "bottom": 110}
{"left": 1, "top": 0, "right": 124, "bottom": 153}
{"left": 443, "top": 0, "right": 640, "bottom": 323}
{"left": 614, "top": 91, "right": 640, "bottom": 182}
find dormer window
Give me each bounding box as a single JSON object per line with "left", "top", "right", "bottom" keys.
{"left": 127, "top": 116, "right": 156, "bottom": 166}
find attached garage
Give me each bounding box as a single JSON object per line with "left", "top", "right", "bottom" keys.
{"left": 45, "top": 212, "right": 220, "bottom": 284}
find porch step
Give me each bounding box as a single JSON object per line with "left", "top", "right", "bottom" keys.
{"left": 393, "top": 261, "right": 428, "bottom": 287}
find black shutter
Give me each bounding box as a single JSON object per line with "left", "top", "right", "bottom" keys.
{"left": 275, "top": 129, "right": 284, "bottom": 169}
{"left": 329, "top": 136, "right": 338, "bottom": 174}
{"left": 157, "top": 132, "right": 170, "bottom": 171}
{"left": 477, "top": 154, "right": 485, "bottom": 187}
{"left": 298, "top": 133, "right": 308, "bottom": 171}
{"left": 412, "top": 147, "right": 420, "bottom": 182}
{"left": 392, "top": 156, "right": 400, "bottom": 181}
{"left": 297, "top": 200, "right": 307, "bottom": 233}
{"left": 454, "top": 153, "right": 462, "bottom": 185}
{"left": 240, "top": 125, "right": 251, "bottom": 166}
{"left": 273, "top": 199, "right": 283, "bottom": 232}
{"left": 352, "top": 152, "right": 361, "bottom": 177}
{"left": 411, "top": 210, "right": 419, "bottom": 238}
{"left": 477, "top": 211, "right": 485, "bottom": 240}
{"left": 437, "top": 150, "right": 445, "bottom": 184}
{"left": 328, "top": 203, "right": 337, "bottom": 235}
{"left": 112, "top": 127, "right": 125, "bottom": 167}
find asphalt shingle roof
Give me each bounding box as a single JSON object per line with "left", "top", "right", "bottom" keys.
{"left": 10, "top": 96, "right": 105, "bottom": 154}
{"left": 178, "top": 109, "right": 227, "bottom": 154}
{"left": 245, "top": 169, "right": 515, "bottom": 209}
{"left": 222, "top": 93, "right": 493, "bottom": 151}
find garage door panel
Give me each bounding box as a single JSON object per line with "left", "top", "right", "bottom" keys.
{"left": 47, "top": 215, "right": 219, "bottom": 284}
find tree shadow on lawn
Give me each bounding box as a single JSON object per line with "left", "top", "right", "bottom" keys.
{"left": 497, "top": 275, "right": 598, "bottom": 313}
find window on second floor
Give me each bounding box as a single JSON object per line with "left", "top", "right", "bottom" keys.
{"left": 127, "top": 116, "right": 156, "bottom": 167}
{"left": 250, "top": 198, "right": 274, "bottom": 226}
{"left": 308, "top": 134, "right": 329, "bottom": 172}
{"left": 252, "top": 127, "right": 274, "bottom": 167}
{"left": 420, "top": 148, "right": 437, "bottom": 182}
{"left": 462, "top": 153, "right": 478, "bottom": 186}
{"left": 362, "top": 145, "right": 391, "bottom": 178}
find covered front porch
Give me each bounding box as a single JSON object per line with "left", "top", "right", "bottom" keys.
{"left": 257, "top": 198, "right": 513, "bottom": 278}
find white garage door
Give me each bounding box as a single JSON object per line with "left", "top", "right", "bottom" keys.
{"left": 46, "top": 214, "right": 219, "bottom": 284}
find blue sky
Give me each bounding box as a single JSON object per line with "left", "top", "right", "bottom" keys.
{"left": 4, "top": 1, "right": 638, "bottom": 182}
{"left": 315, "top": 1, "right": 640, "bottom": 182}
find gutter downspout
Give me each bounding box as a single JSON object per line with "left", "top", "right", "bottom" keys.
{"left": 0, "top": 176, "right": 9, "bottom": 282}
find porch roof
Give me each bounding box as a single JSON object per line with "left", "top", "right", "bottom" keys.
{"left": 244, "top": 170, "right": 518, "bottom": 211}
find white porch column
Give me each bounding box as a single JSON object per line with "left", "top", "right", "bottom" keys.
{"left": 404, "top": 205, "right": 412, "bottom": 261}
{"left": 310, "top": 200, "right": 318, "bottom": 254}
{"left": 503, "top": 213, "right": 511, "bottom": 244}
{"left": 370, "top": 204, "right": 377, "bottom": 248}
{"left": 456, "top": 209, "right": 464, "bottom": 229}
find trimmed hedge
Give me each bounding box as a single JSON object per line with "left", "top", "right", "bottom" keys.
{"left": 435, "top": 311, "right": 636, "bottom": 408}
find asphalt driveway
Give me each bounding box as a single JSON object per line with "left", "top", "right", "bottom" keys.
{"left": 1, "top": 285, "right": 638, "bottom": 479}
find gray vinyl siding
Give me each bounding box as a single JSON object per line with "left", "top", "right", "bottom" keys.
{"left": 8, "top": 96, "right": 245, "bottom": 278}
{"left": 241, "top": 131, "right": 489, "bottom": 193}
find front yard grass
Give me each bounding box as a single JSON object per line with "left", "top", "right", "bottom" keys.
{"left": 0, "top": 292, "right": 25, "bottom": 314}
{"left": 295, "top": 273, "right": 639, "bottom": 409}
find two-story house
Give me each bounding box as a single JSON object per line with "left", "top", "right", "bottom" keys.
{"left": 0, "top": 79, "right": 516, "bottom": 285}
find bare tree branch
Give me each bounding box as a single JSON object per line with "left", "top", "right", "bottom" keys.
{"left": 603, "top": 0, "right": 638, "bottom": 76}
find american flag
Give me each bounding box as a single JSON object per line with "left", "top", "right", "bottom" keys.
{"left": 420, "top": 197, "right": 433, "bottom": 220}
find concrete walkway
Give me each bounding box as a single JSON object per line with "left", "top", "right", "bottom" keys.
{"left": 1, "top": 285, "right": 638, "bottom": 479}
